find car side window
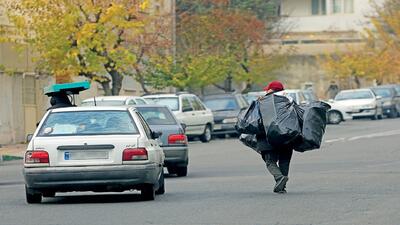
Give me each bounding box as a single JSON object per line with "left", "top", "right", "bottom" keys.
{"left": 136, "top": 99, "right": 147, "bottom": 105}
{"left": 135, "top": 112, "right": 152, "bottom": 139}
{"left": 181, "top": 97, "right": 193, "bottom": 112}
{"left": 128, "top": 100, "right": 136, "bottom": 105}
{"left": 190, "top": 97, "right": 204, "bottom": 111}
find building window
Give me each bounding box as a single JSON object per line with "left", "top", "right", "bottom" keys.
{"left": 311, "top": 0, "right": 327, "bottom": 15}
{"left": 332, "top": 0, "right": 342, "bottom": 14}
{"left": 331, "top": 0, "right": 353, "bottom": 14}
{"left": 344, "top": 0, "right": 354, "bottom": 13}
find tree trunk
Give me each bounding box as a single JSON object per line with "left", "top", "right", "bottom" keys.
{"left": 354, "top": 75, "right": 361, "bottom": 89}
{"left": 135, "top": 68, "right": 150, "bottom": 95}
{"left": 109, "top": 70, "right": 123, "bottom": 96}
{"left": 100, "top": 80, "right": 112, "bottom": 96}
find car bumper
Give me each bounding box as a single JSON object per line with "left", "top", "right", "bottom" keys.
{"left": 350, "top": 108, "right": 377, "bottom": 118}
{"left": 24, "top": 163, "right": 162, "bottom": 192}
{"left": 162, "top": 146, "right": 188, "bottom": 167}
{"left": 382, "top": 106, "right": 395, "bottom": 115}
{"left": 212, "top": 123, "right": 237, "bottom": 135}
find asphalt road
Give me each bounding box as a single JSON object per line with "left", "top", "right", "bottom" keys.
{"left": 1, "top": 118, "right": 400, "bottom": 225}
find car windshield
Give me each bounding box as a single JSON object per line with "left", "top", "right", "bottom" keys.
{"left": 203, "top": 98, "right": 238, "bottom": 111}
{"left": 136, "top": 107, "right": 177, "bottom": 125}
{"left": 145, "top": 97, "right": 179, "bottom": 111}
{"left": 335, "top": 91, "right": 374, "bottom": 101}
{"left": 38, "top": 111, "right": 138, "bottom": 136}
{"left": 81, "top": 100, "right": 126, "bottom": 106}
{"left": 373, "top": 88, "right": 392, "bottom": 98}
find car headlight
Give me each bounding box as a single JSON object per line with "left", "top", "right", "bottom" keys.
{"left": 362, "top": 104, "right": 376, "bottom": 109}
{"left": 222, "top": 118, "right": 238, "bottom": 124}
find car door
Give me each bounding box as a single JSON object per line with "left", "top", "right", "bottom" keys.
{"left": 188, "top": 96, "right": 209, "bottom": 134}
{"left": 179, "top": 96, "right": 198, "bottom": 135}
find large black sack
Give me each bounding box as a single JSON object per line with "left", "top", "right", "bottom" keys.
{"left": 259, "top": 94, "right": 303, "bottom": 147}
{"left": 295, "top": 101, "right": 331, "bottom": 152}
{"left": 235, "top": 100, "right": 262, "bottom": 135}
{"left": 239, "top": 134, "right": 259, "bottom": 152}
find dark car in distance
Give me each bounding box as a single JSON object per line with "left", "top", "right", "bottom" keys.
{"left": 134, "top": 105, "right": 189, "bottom": 176}
{"left": 202, "top": 94, "right": 249, "bottom": 138}
{"left": 371, "top": 85, "right": 400, "bottom": 118}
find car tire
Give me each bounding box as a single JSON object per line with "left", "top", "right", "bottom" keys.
{"left": 141, "top": 184, "right": 155, "bottom": 201}
{"left": 328, "top": 111, "right": 342, "bottom": 125}
{"left": 155, "top": 172, "right": 165, "bottom": 195}
{"left": 200, "top": 125, "right": 212, "bottom": 143}
{"left": 176, "top": 166, "right": 188, "bottom": 177}
{"left": 167, "top": 167, "right": 177, "bottom": 175}
{"left": 25, "top": 186, "right": 42, "bottom": 204}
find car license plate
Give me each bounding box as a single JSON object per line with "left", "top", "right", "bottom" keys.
{"left": 64, "top": 151, "right": 109, "bottom": 160}
{"left": 214, "top": 124, "right": 222, "bottom": 130}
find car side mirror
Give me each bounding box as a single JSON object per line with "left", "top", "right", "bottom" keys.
{"left": 26, "top": 134, "right": 33, "bottom": 143}
{"left": 376, "top": 96, "right": 383, "bottom": 100}
{"left": 151, "top": 131, "right": 162, "bottom": 139}
{"left": 182, "top": 107, "right": 193, "bottom": 112}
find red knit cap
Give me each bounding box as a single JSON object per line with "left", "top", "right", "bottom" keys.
{"left": 264, "top": 81, "right": 284, "bottom": 92}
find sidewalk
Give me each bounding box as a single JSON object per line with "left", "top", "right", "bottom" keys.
{"left": 0, "top": 144, "right": 26, "bottom": 161}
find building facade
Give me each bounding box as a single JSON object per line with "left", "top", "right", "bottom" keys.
{"left": 272, "top": 0, "right": 384, "bottom": 94}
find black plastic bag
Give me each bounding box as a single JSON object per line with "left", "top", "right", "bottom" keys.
{"left": 239, "top": 134, "right": 259, "bottom": 152}
{"left": 295, "top": 101, "right": 331, "bottom": 152}
{"left": 259, "top": 95, "right": 302, "bottom": 147}
{"left": 235, "top": 100, "right": 262, "bottom": 135}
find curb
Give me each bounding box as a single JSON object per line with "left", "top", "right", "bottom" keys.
{"left": 0, "top": 155, "right": 24, "bottom": 162}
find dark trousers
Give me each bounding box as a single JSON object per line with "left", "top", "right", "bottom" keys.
{"left": 262, "top": 148, "right": 293, "bottom": 181}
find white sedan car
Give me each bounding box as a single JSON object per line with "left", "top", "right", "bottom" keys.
{"left": 23, "top": 106, "right": 165, "bottom": 203}
{"left": 328, "top": 89, "right": 383, "bottom": 122}
{"left": 81, "top": 96, "right": 149, "bottom": 106}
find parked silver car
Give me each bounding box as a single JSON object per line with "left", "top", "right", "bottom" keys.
{"left": 134, "top": 105, "right": 189, "bottom": 177}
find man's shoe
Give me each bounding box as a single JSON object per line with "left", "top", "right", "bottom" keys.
{"left": 277, "top": 188, "right": 287, "bottom": 194}
{"left": 273, "top": 176, "right": 288, "bottom": 193}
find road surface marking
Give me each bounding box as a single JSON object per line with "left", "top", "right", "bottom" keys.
{"left": 325, "top": 129, "right": 400, "bottom": 143}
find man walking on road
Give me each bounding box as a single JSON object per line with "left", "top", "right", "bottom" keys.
{"left": 257, "top": 81, "right": 293, "bottom": 194}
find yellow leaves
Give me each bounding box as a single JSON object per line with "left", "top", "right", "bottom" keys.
{"left": 140, "top": 0, "right": 149, "bottom": 11}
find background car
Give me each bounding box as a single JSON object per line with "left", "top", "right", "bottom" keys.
{"left": 371, "top": 85, "right": 400, "bottom": 118}
{"left": 276, "top": 89, "right": 308, "bottom": 105}
{"left": 202, "top": 93, "right": 249, "bottom": 138}
{"left": 23, "top": 106, "right": 165, "bottom": 203}
{"left": 134, "top": 105, "right": 189, "bottom": 177}
{"left": 81, "top": 96, "right": 149, "bottom": 106}
{"left": 331, "top": 89, "right": 383, "bottom": 120}
{"left": 143, "top": 93, "right": 214, "bottom": 142}
{"left": 243, "top": 91, "right": 265, "bottom": 104}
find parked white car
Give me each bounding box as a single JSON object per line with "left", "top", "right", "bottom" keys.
{"left": 81, "top": 96, "right": 149, "bottom": 106}
{"left": 143, "top": 93, "right": 214, "bottom": 142}
{"left": 23, "top": 106, "right": 165, "bottom": 203}
{"left": 329, "top": 89, "right": 384, "bottom": 121}
{"left": 276, "top": 89, "right": 308, "bottom": 105}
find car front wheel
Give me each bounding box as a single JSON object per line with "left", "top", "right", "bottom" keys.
{"left": 200, "top": 125, "right": 212, "bottom": 143}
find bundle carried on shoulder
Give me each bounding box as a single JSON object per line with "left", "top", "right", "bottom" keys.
{"left": 294, "top": 101, "right": 331, "bottom": 152}
{"left": 235, "top": 100, "right": 263, "bottom": 135}
{"left": 236, "top": 94, "right": 331, "bottom": 153}
{"left": 259, "top": 95, "right": 303, "bottom": 147}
